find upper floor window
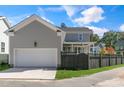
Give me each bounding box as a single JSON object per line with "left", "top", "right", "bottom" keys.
{"left": 78, "top": 33, "right": 83, "bottom": 41}
{"left": 1, "top": 42, "right": 5, "bottom": 52}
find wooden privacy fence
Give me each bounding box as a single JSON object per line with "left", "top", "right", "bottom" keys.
{"left": 89, "top": 54, "right": 124, "bottom": 69}
{"left": 61, "top": 52, "right": 124, "bottom": 70}
{"left": 0, "top": 54, "right": 9, "bottom": 64}
{"left": 61, "top": 52, "right": 89, "bottom": 69}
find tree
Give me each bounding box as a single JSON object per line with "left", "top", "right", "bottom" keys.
{"left": 100, "top": 47, "right": 115, "bottom": 55}
{"left": 98, "top": 31, "right": 121, "bottom": 48}
{"left": 61, "top": 23, "right": 66, "bottom": 28}
{"left": 118, "top": 32, "right": 124, "bottom": 40}
{"left": 91, "top": 34, "right": 100, "bottom": 42}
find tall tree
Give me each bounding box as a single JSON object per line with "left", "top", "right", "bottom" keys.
{"left": 98, "top": 31, "right": 120, "bottom": 48}
{"left": 91, "top": 34, "right": 100, "bottom": 42}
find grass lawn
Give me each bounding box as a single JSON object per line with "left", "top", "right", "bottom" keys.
{"left": 56, "top": 64, "right": 124, "bottom": 79}
{"left": 0, "top": 63, "right": 10, "bottom": 71}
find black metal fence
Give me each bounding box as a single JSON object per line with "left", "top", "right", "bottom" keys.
{"left": 0, "top": 54, "right": 9, "bottom": 64}
{"left": 61, "top": 52, "right": 124, "bottom": 70}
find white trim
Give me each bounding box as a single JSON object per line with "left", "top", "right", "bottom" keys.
{"left": 65, "top": 31, "right": 92, "bottom": 34}
{"left": 0, "top": 17, "right": 11, "bottom": 28}
{"left": 13, "top": 48, "right": 58, "bottom": 67}
{"left": 64, "top": 41, "right": 95, "bottom": 45}
{"left": 7, "top": 32, "right": 14, "bottom": 36}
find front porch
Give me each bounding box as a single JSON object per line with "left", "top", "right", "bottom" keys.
{"left": 63, "top": 42, "right": 95, "bottom": 54}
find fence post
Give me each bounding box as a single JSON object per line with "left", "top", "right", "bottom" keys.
{"left": 115, "top": 55, "right": 117, "bottom": 65}
{"left": 108, "top": 55, "right": 111, "bottom": 66}
{"left": 122, "top": 55, "right": 124, "bottom": 64}
{"left": 87, "top": 53, "right": 90, "bottom": 69}
{"left": 121, "top": 55, "right": 123, "bottom": 64}
{"left": 73, "top": 53, "right": 77, "bottom": 70}
{"left": 75, "top": 54, "right": 78, "bottom": 69}
{"left": 61, "top": 52, "right": 63, "bottom": 68}
{"left": 7, "top": 54, "right": 9, "bottom": 64}
{"left": 99, "top": 54, "right": 102, "bottom": 68}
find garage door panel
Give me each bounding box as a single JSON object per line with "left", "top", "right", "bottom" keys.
{"left": 14, "top": 48, "right": 57, "bottom": 67}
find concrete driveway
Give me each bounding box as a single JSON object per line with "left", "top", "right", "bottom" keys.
{"left": 0, "top": 68, "right": 56, "bottom": 80}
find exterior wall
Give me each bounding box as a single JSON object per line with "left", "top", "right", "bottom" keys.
{"left": 9, "top": 20, "right": 61, "bottom": 66}
{"left": 65, "top": 33, "right": 78, "bottom": 42}
{"left": 83, "top": 33, "right": 91, "bottom": 42}
{"left": 61, "top": 31, "right": 66, "bottom": 51}
{"left": 0, "top": 19, "right": 9, "bottom": 54}
{"left": 65, "top": 32, "right": 92, "bottom": 42}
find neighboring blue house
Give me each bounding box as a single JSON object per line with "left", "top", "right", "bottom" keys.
{"left": 91, "top": 43, "right": 105, "bottom": 54}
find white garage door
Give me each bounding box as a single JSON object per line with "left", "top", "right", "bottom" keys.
{"left": 14, "top": 48, "right": 57, "bottom": 67}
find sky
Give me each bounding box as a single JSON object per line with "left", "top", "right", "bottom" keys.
{"left": 0, "top": 5, "right": 124, "bottom": 37}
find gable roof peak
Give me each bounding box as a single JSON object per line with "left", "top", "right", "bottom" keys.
{"left": 5, "top": 14, "right": 63, "bottom": 34}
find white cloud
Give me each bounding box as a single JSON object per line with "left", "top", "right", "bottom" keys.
{"left": 8, "top": 14, "right": 30, "bottom": 25}
{"left": 62, "top": 6, "right": 76, "bottom": 17}
{"left": 37, "top": 7, "right": 54, "bottom": 24}
{"left": 44, "top": 6, "right": 64, "bottom": 12}
{"left": 119, "top": 24, "right": 124, "bottom": 31}
{"left": 87, "top": 26, "right": 108, "bottom": 37}
{"left": 8, "top": 13, "right": 54, "bottom": 26}
{"left": 62, "top": 5, "right": 92, "bottom": 18}
{"left": 37, "top": 6, "right": 64, "bottom": 12}
{"left": 37, "top": 7, "right": 45, "bottom": 17}
{"left": 63, "top": 6, "right": 107, "bottom": 38}
{"left": 74, "top": 6, "right": 104, "bottom": 25}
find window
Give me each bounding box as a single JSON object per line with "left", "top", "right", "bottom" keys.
{"left": 1, "top": 42, "right": 5, "bottom": 52}
{"left": 78, "top": 33, "right": 83, "bottom": 41}
{"left": 120, "top": 46, "right": 123, "bottom": 50}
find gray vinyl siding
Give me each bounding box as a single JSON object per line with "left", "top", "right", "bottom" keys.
{"left": 83, "top": 33, "right": 91, "bottom": 42}
{"left": 65, "top": 33, "right": 78, "bottom": 42}
{"left": 65, "top": 33, "right": 91, "bottom": 42}
{"left": 9, "top": 20, "right": 61, "bottom": 66}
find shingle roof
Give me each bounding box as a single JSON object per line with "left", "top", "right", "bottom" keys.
{"left": 59, "top": 27, "right": 93, "bottom": 33}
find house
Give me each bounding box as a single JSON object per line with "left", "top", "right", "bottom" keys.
{"left": 5, "top": 14, "right": 65, "bottom": 67}
{"left": 0, "top": 16, "right": 11, "bottom": 54}
{"left": 60, "top": 26, "right": 95, "bottom": 54}
{"left": 4, "top": 14, "right": 95, "bottom": 68}
{"left": 115, "top": 40, "right": 124, "bottom": 55}
{"left": 91, "top": 43, "right": 105, "bottom": 54}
